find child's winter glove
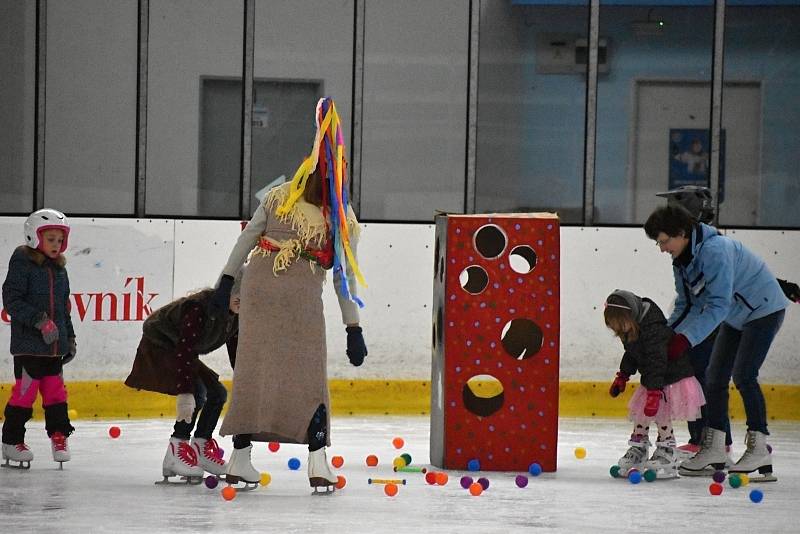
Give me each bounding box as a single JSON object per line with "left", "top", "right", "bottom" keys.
{"left": 778, "top": 278, "right": 800, "bottom": 303}
{"left": 609, "top": 371, "right": 629, "bottom": 398}
{"left": 667, "top": 333, "right": 690, "bottom": 360}
{"left": 346, "top": 326, "right": 367, "bottom": 367}
{"left": 176, "top": 393, "right": 195, "bottom": 423}
{"left": 35, "top": 314, "right": 59, "bottom": 344}
{"left": 62, "top": 337, "right": 77, "bottom": 365}
{"left": 643, "top": 389, "right": 664, "bottom": 417}
{"left": 209, "top": 274, "right": 235, "bottom": 315}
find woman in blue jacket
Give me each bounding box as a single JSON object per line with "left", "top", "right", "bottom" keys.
{"left": 644, "top": 205, "right": 788, "bottom": 481}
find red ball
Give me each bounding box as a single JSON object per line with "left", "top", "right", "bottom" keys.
{"left": 108, "top": 426, "right": 121, "bottom": 439}
{"left": 709, "top": 483, "right": 723, "bottom": 496}
{"left": 221, "top": 486, "right": 237, "bottom": 501}
{"left": 268, "top": 442, "right": 280, "bottom": 452}
{"left": 331, "top": 455, "right": 344, "bottom": 468}
{"left": 425, "top": 471, "right": 437, "bottom": 485}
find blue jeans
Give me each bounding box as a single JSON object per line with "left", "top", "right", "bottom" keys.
{"left": 686, "top": 332, "right": 732, "bottom": 446}
{"left": 706, "top": 310, "right": 785, "bottom": 435}
{"left": 172, "top": 376, "right": 227, "bottom": 440}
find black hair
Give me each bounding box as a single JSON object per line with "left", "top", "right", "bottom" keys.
{"left": 644, "top": 204, "right": 695, "bottom": 241}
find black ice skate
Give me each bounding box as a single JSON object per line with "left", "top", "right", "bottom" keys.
{"left": 2, "top": 442, "right": 33, "bottom": 469}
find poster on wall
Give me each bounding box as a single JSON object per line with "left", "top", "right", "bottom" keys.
{"left": 668, "top": 128, "right": 725, "bottom": 202}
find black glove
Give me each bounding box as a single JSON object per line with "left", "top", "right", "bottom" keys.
{"left": 62, "top": 337, "right": 76, "bottom": 365}
{"left": 346, "top": 326, "right": 367, "bottom": 367}
{"left": 210, "top": 274, "right": 235, "bottom": 314}
{"left": 778, "top": 278, "right": 800, "bottom": 303}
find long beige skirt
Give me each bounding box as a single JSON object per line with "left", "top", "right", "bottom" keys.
{"left": 219, "top": 253, "right": 330, "bottom": 444}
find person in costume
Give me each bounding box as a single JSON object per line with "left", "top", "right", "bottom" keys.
{"left": 213, "top": 96, "right": 368, "bottom": 492}
{"left": 124, "top": 274, "right": 241, "bottom": 483}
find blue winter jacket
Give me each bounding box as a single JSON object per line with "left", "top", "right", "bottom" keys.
{"left": 669, "top": 223, "right": 789, "bottom": 346}
{"left": 2, "top": 246, "right": 75, "bottom": 356}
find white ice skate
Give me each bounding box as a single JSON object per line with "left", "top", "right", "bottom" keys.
{"left": 644, "top": 440, "right": 679, "bottom": 479}
{"left": 2, "top": 442, "right": 33, "bottom": 469}
{"left": 308, "top": 447, "right": 337, "bottom": 494}
{"left": 225, "top": 445, "right": 260, "bottom": 489}
{"left": 156, "top": 437, "right": 203, "bottom": 485}
{"left": 616, "top": 436, "right": 651, "bottom": 477}
{"left": 50, "top": 432, "right": 70, "bottom": 468}
{"left": 679, "top": 427, "right": 728, "bottom": 477}
{"left": 191, "top": 437, "right": 227, "bottom": 476}
{"left": 729, "top": 430, "right": 777, "bottom": 482}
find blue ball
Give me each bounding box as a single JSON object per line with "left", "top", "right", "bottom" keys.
{"left": 628, "top": 470, "right": 642, "bottom": 484}
{"left": 288, "top": 457, "right": 301, "bottom": 470}
{"left": 467, "top": 459, "right": 480, "bottom": 471}
{"left": 749, "top": 489, "right": 764, "bottom": 503}
{"left": 528, "top": 462, "right": 542, "bottom": 476}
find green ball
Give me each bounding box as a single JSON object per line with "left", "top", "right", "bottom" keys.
{"left": 610, "top": 465, "right": 621, "bottom": 478}
{"left": 643, "top": 469, "right": 657, "bottom": 482}
{"left": 729, "top": 474, "right": 742, "bottom": 488}
{"left": 400, "top": 453, "right": 412, "bottom": 465}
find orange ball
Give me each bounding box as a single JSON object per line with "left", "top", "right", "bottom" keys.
{"left": 435, "top": 472, "right": 449, "bottom": 485}
{"left": 365, "top": 454, "right": 379, "bottom": 467}
{"left": 392, "top": 437, "right": 405, "bottom": 449}
{"left": 335, "top": 475, "right": 347, "bottom": 489}
{"left": 221, "top": 486, "right": 237, "bottom": 501}
{"left": 384, "top": 483, "right": 399, "bottom": 497}
{"left": 331, "top": 455, "right": 344, "bottom": 468}
{"left": 469, "top": 482, "right": 483, "bottom": 496}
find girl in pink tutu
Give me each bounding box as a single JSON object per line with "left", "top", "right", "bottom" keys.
{"left": 605, "top": 289, "right": 705, "bottom": 478}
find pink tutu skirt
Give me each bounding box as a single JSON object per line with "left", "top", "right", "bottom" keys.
{"left": 628, "top": 376, "right": 706, "bottom": 426}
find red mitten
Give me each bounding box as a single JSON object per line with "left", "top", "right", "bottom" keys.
{"left": 643, "top": 389, "right": 663, "bottom": 417}
{"left": 667, "top": 333, "right": 690, "bottom": 360}
{"left": 609, "top": 371, "right": 629, "bottom": 398}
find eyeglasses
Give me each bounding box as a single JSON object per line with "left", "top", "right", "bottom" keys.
{"left": 655, "top": 236, "right": 673, "bottom": 247}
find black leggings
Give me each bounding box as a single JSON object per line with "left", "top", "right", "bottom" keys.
{"left": 233, "top": 403, "right": 327, "bottom": 451}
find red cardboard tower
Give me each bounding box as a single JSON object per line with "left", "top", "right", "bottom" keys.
{"left": 430, "top": 213, "right": 560, "bottom": 472}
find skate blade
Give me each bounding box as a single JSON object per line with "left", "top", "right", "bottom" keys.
{"left": 224, "top": 474, "right": 259, "bottom": 490}
{"left": 155, "top": 475, "right": 203, "bottom": 485}
{"left": 311, "top": 486, "right": 336, "bottom": 495}
{"left": 730, "top": 465, "right": 777, "bottom": 483}
{"left": 2, "top": 460, "right": 32, "bottom": 470}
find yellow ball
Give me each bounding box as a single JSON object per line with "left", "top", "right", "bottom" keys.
{"left": 260, "top": 472, "right": 272, "bottom": 486}
{"left": 739, "top": 473, "right": 749, "bottom": 486}
{"left": 574, "top": 447, "right": 587, "bottom": 459}
{"left": 68, "top": 409, "right": 78, "bottom": 419}
{"left": 392, "top": 456, "right": 407, "bottom": 469}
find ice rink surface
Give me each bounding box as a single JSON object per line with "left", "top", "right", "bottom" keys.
{"left": 1, "top": 416, "right": 798, "bottom": 533}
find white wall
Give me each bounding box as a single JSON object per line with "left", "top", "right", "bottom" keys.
{"left": 1, "top": 218, "right": 798, "bottom": 384}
